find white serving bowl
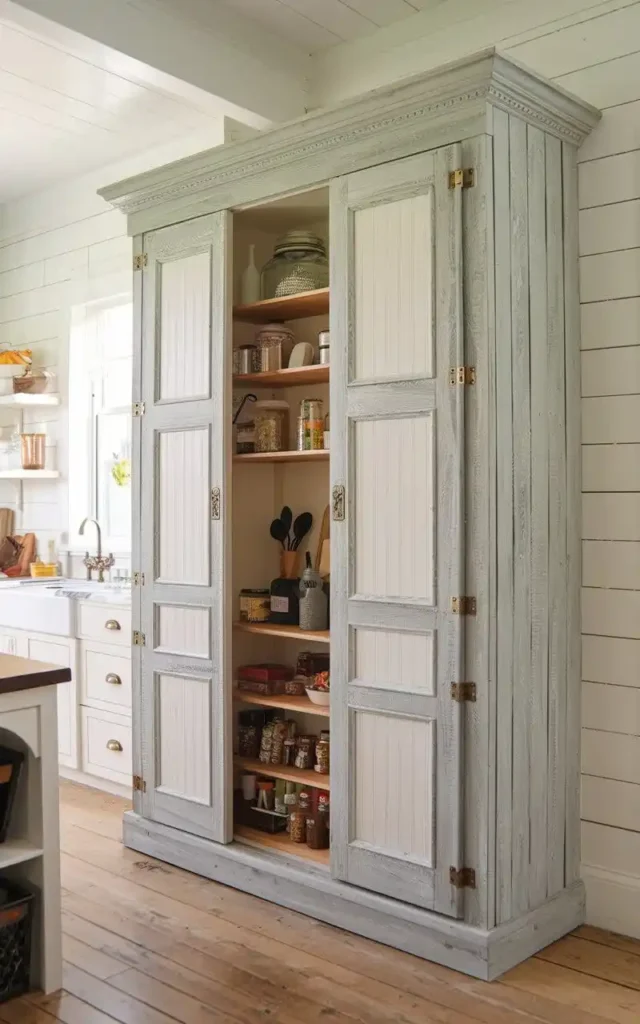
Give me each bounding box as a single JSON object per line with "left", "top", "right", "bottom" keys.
{"left": 305, "top": 686, "right": 330, "bottom": 706}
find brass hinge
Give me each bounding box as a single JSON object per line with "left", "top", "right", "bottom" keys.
{"left": 132, "top": 402, "right": 145, "bottom": 417}
{"left": 132, "top": 630, "right": 146, "bottom": 647}
{"left": 450, "top": 866, "right": 476, "bottom": 889}
{"left": 132, "top": 775, "right": 146, "bottom": 793}
{"left": 451, "top": 682, "right": 477, "bottom": 703}
{"left": 451, "top": 596, "right": 476, "bottom": 616}
{"left": 133, "top": 253, "right": 148, "bottom": 271}
{"left": 449, "top": 366, "right": 476, "bottom": 386}
{"left": 132, "top": 572, "right": 145, "bottom": 586}
{"left": 332, "top": 484, "right": 345, "bottom": 521}
{"left": 448, "top": 168, "right": 475, "bottom": 190}
{"left": 211, "top": 487, "right": 221, "bottom": 520}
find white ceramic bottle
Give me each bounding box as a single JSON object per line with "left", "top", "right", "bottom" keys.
{"left": 241, "top": 244, "right": 261, "bottom": 303}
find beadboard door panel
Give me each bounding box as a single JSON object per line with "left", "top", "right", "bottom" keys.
{"left": 331, "top": 145, "right": 466, "bottom": 917}
{"left": 138, "top": 213, "right": 232, "bottom": 842}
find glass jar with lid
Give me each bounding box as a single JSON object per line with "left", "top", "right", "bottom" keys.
{"left": 261, "top": 230, "right": 329, "bottom": 300}
{"left": 254, "top": 400, "right": 290, "bottom": 453}
{"left": 255, "top": 323, "right": 295, "bottom": 372}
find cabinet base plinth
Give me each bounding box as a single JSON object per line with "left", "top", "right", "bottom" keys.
{"left": 123, "top": 810, "right": 585, "bottom": 981}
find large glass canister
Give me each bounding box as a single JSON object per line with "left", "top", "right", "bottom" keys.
{"left": 254, "top": 400, "right": 290, "bottom": 452}
{"left": 261, "top": 231, "right": 329, "bottom": 299}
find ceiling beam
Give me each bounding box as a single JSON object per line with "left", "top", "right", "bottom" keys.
{"left": 6, "top": 0, "right": 310, "bottom": 126}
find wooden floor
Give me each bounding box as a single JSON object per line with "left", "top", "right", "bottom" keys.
{"left": 2, "top": 781, "right": 639, "bottom": 1023}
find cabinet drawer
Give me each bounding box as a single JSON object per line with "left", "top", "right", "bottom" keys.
{"left": 81, "top": 707, "right": 131, "bottom": 787}
{"left": 78, "top": 604, "right": 131, "bottom": 646}
{"left": 80, "top": 641, "right": 132, "bottom": 714}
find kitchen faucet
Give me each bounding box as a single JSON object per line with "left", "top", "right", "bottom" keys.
{"left": 79, "top": 518, "right": 115, "bottom": 583}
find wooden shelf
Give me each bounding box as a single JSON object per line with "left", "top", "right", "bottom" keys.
{"left": 234, "top": 690, "right": 330, "bottom": 717}
{"left": 234, "top": 756, "right": 330, "bottom": 791}
{"left": 233, "top": 288, "right": 329, "bottom": 323}
{"left": 235, "top": 825, "right": 329, "bottom": 867}
{"left": 233, "top": 450, "right": 328, "bottom": 465}
{"left": 233, "top": 621, "right": 330, "bottom": 644}
{"left": 233, "top": 364, "right": 329, "bottom": 389}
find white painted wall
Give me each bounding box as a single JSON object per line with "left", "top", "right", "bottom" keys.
{"left": 311, "top": 0, "right": 640, "bottom": 941}
{"left": 0, "top": 123, "right": 235, "bottom": 567}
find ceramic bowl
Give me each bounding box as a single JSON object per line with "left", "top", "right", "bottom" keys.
{"left": 305, "top": 686, "right": 330, "bottom": 706}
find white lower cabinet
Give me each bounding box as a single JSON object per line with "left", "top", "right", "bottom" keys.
{"left": 25, "top": 635, "right": 76, "bottom": 768}
{"left": 0, "top": 603, "right": 132, "bottom": 794}
{"left": 81, "top": 706, "right": 132, "bottom": 788}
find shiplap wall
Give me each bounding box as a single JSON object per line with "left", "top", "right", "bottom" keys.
{"left": 313, "top": 0, "right": 640, "bottom": 939}
{"left": 0, "top": 128, "right": 228, "bottom": 564}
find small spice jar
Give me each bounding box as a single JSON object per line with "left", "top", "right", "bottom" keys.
{"left": 294, "top": 737, "right": 314, "bottom": 770}
{"left": 289, "top": 809, "right": 306, "bottom": 843}
{"left": 283, "top": 738, "right": 296, "bottom": 766}
{"left": 239, "top": 588, "right": 270, "bottom": 622}
{"left": 254, "top": 400, "right": 289, "bottom": 453}
{"left": 256, "top": 780, "right": 275, "bottom": 811}
{"left": 315, "top": 738, "right": 330, "bottom": 775}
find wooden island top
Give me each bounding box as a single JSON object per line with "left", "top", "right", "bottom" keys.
{"left": 0, "top": 653, "right": 71, "bottom": 694}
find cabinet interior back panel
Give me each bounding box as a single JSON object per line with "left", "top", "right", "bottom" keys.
{"left": 158, "top": 251, "right": 211, "bottom": 402}
{"left": 354, "top": 193, "right": 433, "bottom": 381}
{"left": 156, "top": 672, "right": 211, "bottom": 805}
{"left": 156, "top": 605, "right": 210, "bottom": 659}
{"left": 354, "top": 415, "right": 433, "bottom": 602}
{"left": 157, "top": 427, "right": 209, "bottom": 585}
{"left": 353, "top": 711, "right": 434, "bottom": 865}
{"left": 354, "top": 627, "right": 434, "bottom": 693}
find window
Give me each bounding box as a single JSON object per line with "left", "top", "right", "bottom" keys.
{"left": 68, "top": 297, "right": 132, "bottom": 552}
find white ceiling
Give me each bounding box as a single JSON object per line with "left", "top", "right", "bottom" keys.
{"left": 0, "top": 2, "right": 232, "bottom": 202}
{"left": 219, "top": 0, "right": 436, "bottom": 51}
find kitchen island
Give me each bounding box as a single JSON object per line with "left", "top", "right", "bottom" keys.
{"left": 0, "top": 654, "right": 71, "bottom": 997}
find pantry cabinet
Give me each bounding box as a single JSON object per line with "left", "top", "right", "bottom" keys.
{"left": 100, "top": 49, "right": 599, "bottom": 980}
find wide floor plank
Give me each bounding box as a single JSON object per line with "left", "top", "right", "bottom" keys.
{"left": 2, "top": 781, "right": 638, "bottom": 1023}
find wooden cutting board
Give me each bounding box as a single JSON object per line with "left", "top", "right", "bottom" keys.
{"left": 0, "top": 509, "right": 14, "bottom": 546}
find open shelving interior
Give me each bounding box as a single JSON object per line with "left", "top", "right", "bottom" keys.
{"left": 232, "top": 187, "right": 331, "bottom": 868}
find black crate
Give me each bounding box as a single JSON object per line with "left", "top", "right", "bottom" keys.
{"left": 0, "top": 748, "right": 25, "bottom": 844}
{"left": 0, "top": 879, "right": 34, "bottom": 1003}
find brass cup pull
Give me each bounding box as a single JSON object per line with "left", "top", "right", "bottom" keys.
{"left": 105, "top": 673, "right": 122, "bottom": 686}
{"left": 106, "top": 739, "right": 123, "bottom": 752}
{"left": 105, "top": 619, "right": 121, "bottom": 631}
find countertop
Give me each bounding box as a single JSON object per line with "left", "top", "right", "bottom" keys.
{"left": 0, "top": 654, "right": 72, "bottom": 695}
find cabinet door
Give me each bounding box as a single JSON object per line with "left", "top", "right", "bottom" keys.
{"left": 331, "top": 147, "right": 466, "bottom": 916}
{"left": 27, "top": 636, "right": 75, "bottom": 766}
{"left": 138, "top": 213, "right": 232, "bottom": 842}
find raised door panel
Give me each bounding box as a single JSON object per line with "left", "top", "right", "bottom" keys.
{"left": 138, "top": 213, "right": 231, "bottom": 842}
{"left": 331, "top": 146, "right": 466, "bottom": 917}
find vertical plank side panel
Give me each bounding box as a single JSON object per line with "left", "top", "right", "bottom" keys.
{"left": 493, "top": 108, "right": 514, "bottom": 925}
{"left": 509, "top": 115, "right": 532, "bottom": 919}
{"left": 562, "top": 142, "right": 582, "bottom": 888}
{"left": 527, "top": 126, "right": 549, "bottom": 910}
{"left": 132, "top": 232, "right": 144, "bottom": 813}
{"left": 461, "top": 133, "right": 492, "bottom": 929}
{"left": 546, "top": 136, "right": 568, "bottom": 898}
{"left": 434, "top": 142, "right": 464, "bottom": 918}
{"left": 329, "top": 176, "right": 350, "bottom": 880}
{"left": 211, "top": 210, "right": 233, "bottom": 843}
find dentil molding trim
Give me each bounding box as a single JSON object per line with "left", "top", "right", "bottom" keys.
{"left": 100, "top": 48, "right": 599, "bottom": 234}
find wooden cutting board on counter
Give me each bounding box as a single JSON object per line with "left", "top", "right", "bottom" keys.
{"left": 0, "top": 509, "right": 14, "bottom": 546}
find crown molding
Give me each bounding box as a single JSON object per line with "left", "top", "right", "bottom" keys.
{"left": 100, "top": 49, "right": 599, "bottom": 235}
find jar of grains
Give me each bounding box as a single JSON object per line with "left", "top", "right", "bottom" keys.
{"left": 254, "top": 400, "right": 289, "bottom": 453}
